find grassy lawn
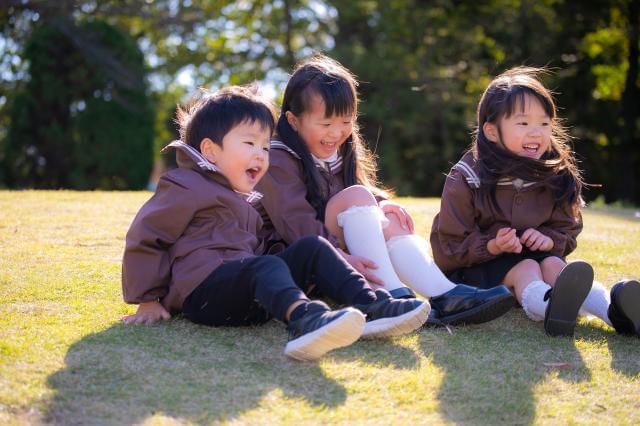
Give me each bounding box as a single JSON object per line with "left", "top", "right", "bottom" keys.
{"left": 1, "top": 190, "right": 639, "bottom": 425}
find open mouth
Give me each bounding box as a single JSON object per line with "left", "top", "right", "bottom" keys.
{"left": 246, "top": 166, "right": 262, "bottom": 180}
{"left": 321, "top": 140, "right": 337, "bottom": 149}
{"left": 523, "top": 143, "right": 540, "bottom": 155}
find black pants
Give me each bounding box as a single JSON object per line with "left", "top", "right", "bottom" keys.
{"left": 182, "top": 236, "right": 372, "bottom": 326}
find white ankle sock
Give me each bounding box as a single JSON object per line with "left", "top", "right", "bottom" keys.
{"left": 386, "top": 234, "right": 456, "bottom": 297}
{"left": 337, "top": 205, "right": 405, "bottom": 291}
{"left": 579, "top": 281, "right": 612, "bottom": 326}
{"left": 521, "top": 280, "right": 551, "bottom": 321}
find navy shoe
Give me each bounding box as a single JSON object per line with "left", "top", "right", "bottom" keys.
{"left": 544, "top": 261, "right": 593, "bottom": 337}
{"left": 608, "top": 279, "right": 640, "bottom": 337}
{"left": 285, "top": 301, "right": 365, "bottom": 361}
{"left": 354, "top": 289, "right": 429, "bottom": 339}
{"left": 425, "top": 309, "right": 443, "bottom": 327}
{"left": 389, "top": 287, "right": 416, "bottom": 299}
{"left": 428, "top": 284, "right": 515, "bottom": 326}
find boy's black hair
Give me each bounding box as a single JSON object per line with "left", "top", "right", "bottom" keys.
{"left": 176, "top": 84, "right": 276, "bottom": 152}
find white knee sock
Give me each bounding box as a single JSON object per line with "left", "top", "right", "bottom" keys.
{"left": 579, "top": 281, "right": 612, "bottom": 326}
{"left": 521, "top": 280, "right": 551, "bottom": 321}
{"left": 337, "top": 205, "right": 405, "bottom": 291}
{"left": 386, "top": 234, "right": 456, "bottom": 297}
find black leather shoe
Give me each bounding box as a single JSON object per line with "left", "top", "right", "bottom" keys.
{"left": 424, "top": 308, "right": 443, "bottom": 327}
{"left": 389, "top": 287, "right": 416, "bottom": 299}
{"left": 428, "top": 284, "right": 515, "bottom": 326}
{"left": 543, "top": 261, "right": 593, "bottom": 337}
{"left": 608, "top": 279, "right": 640, "bottom": 337}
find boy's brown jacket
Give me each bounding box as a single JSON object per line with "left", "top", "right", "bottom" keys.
{"left": 122, "top": 141, "right": 265, "bottom": 314}
{"left": 430, "top": 152, "right": 583, "bottom": 273}
{"left": 255, "top": 141, "right": 343, "bottom": 246}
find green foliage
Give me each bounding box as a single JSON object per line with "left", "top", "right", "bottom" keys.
{"left": 329, "top": 0, "right": 639, "bottom": 201}
{"left": 3, "top": 19, "right": 153, "bottom": 189}
{"left": 1, "top": 1, "right": 638, "bottom": 201}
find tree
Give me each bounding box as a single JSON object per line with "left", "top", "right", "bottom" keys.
{"left": 328, "top": 0, "right": 639, "bottom": 202}
{"left": 3, "top": 19, "right": 154, "bottom": 189}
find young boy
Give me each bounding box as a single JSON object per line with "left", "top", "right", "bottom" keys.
{"left": 121, "top": 85, "right": 430, "bottom": 361}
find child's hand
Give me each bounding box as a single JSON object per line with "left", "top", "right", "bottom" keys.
{"left": 379, "top": 200, "right": 414, "bottom": 233}
{"left": 122, "top": 300, "right": 170, "bottom": 325}
{"left": 520, "top": 228, "right": 554, "bottom": 251}
{"left": 488, "top": 227, "right": 522, "bottom": 255}
{"left": 337, "top": 249, "right": 383, "bottom": 287}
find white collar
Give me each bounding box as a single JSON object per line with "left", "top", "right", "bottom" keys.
{"left": 311, "top": 151, "right": 339, "bottom": 165}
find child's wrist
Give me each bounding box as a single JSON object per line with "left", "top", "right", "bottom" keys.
{"left": 487, "top": 239, "right": 501, "bottom": 256}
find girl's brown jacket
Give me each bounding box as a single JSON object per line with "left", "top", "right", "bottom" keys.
{"left": 430, "top": 152, "right": 583, "bottom": 273}
{"left": 255, "top": 141, "right": 343, "bottom": 247}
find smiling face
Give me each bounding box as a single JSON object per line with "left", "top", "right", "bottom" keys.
{"left": 483, "top": 94, "right": 552, "bottom": 159}
{"left": 200, "top": 120, "right": 271, "bottom": 193}
{"left": 286, "top": 95, "right": 354, "bottom": 159}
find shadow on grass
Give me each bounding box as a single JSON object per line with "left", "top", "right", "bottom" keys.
{"left": 581, "top": 323, "right": 640, "bottom": 376}
{"left": 44, "top": 319, "right": 357, "bottom": 424}
{"left": 607, "top": 337, "right": 640, "bottom": 376}
{"left": 417, "top": 310, "right": 592, "bottom": 425}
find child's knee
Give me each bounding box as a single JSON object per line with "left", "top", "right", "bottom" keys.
{"left": 515, "top": 258, "right": 542, "bottom": 273}
{"left": 294, "top": 235, "right": 325, "bottom": 251}
{"left": 541, "top": 256, "right": 565, "bottom": 270}
{"left": 249, "top": 255, "right": 288, "bottom": 274}
{"left": 505, "top": 259, "right": 543, "bottom": 286}
{"left": 540, "top": 256, "right": 566, "bottom": 284}
{"left": 329, "top": 185, "right": 377, "bottom": 208}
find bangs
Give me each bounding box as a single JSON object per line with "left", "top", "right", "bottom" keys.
{"left": 303, "top": 75, "right": 356, "bottom": 118}
{"left": 183, "top": 89, "right": 275, "bottom": 150}
{"left": 502, "top": 86, "right": 555, "bottom": 119}
{"left": 236, "top": 105, "right": 277, "bottom": 133}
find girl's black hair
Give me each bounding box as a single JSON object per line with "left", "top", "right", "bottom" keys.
{"left": 277, "top": 54, "right": 383, "bottom": 220}
{"left": 471, "top": 67, "right": 583, "bottom": 215}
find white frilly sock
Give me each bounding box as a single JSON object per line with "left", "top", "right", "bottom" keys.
{"left": 578, "top": 281, "right": 612, "bottom": 326}
{"left": 521, "top": 280, "right": 551, "bottom": 321}
{"left": 337, "top": 205, "right": 406, "bottom": 291}
{"left": 386, "top": 234, "right": 456, "bottom": 297}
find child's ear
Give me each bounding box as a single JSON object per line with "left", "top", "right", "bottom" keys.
{"left": 200, "top": 138, "right": 222, "bottom": 163}
{"left": 285, "top": 111, "right": 299, "bottom": 132}
{"left": 483, "top": 122, "right": 499, "bottom": 143}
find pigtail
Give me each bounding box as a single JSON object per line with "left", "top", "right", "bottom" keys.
{"left": 275, "top": 115, "right": 327, "bottom": 220}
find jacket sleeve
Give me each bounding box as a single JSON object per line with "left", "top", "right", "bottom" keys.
{"left": 256, "top": 150, "right": 339, "bottom": 246}
{"left": 431, "top": 169, "right": 497, "bottom": 271}
{"left": 121, "top": 174, "right": 196, "bottom": 304}
{"left": 536, "top": 202, "right": 583, "bottom": 258}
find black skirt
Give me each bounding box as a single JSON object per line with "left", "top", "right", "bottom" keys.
{"left": 446, "top": 249, "right": 563, "bottom": 289}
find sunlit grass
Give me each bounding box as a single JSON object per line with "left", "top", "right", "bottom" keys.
{"left": 1, "top": 191, "right": 639, "bottom": 425}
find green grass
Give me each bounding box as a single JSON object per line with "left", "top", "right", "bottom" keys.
{"left": 1, "top": 191, "right": 639, "bottom": 425}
